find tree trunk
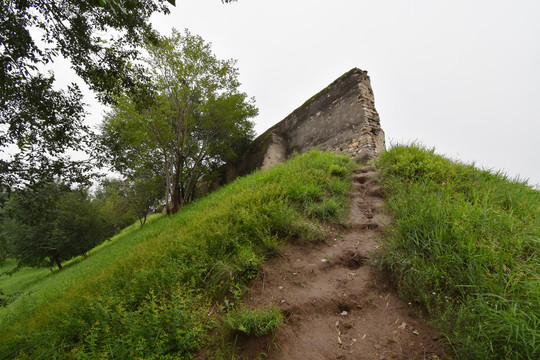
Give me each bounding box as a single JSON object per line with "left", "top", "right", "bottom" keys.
{"left": 52, "top": 253, "right": 63, "bottom": 270}
{"left": 164, "top": 156, "right": 172, "bottom": 215}
{"left": 181, "top": 149, "right": 206, "bottom": 206}
{"left": 138, "top": 213, "right": 147, "bottom": 227}
{"left": 170, "top": 153, "right": 184, "bottom": 214}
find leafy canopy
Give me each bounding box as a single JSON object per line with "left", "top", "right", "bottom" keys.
{"left": 2, "top": 182, "right": 111, "bottom": 270}
{"left": 101, "top": 28, "right": 257, "bottom": 214}
{"left": 1, "top": 0, "right": 174, "bottom": 187}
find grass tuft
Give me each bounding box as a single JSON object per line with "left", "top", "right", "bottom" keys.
{"left": 226, "top": 305, "right": 283, "bottom": 337}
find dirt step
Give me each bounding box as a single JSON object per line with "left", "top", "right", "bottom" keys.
{"left": 235, "top": 170, "right": 447, "bottom": 360}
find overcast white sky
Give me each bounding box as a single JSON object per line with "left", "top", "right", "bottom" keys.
{"left": 83, "top": 0, "right": 540, "bottom": 187}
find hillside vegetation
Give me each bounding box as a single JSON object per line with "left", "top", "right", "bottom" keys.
{"left": 374, "top": 144, "right": 539, "bottom": 360}
{"left": 1, "top": 147, "right": 538, "bottom": 359}
{"left": 0, "top": 151, "right": 356, "bottom": 359}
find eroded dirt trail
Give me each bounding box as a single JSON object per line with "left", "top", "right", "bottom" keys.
{"left": 239, "top": 167, "right": 445, "bottom": 359}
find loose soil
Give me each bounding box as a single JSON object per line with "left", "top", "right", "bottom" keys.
{"left": 236, "top": 167, "right": 447, "bottom": 359}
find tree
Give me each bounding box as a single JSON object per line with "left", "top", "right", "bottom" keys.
{"left": 94, "top": 174, "right": 163, "bottom": 230}
{"left": 0, "top": 190, "right": 8, "bottom": 266}
{"left": 101, "top": 29, "right": 257, "bottom": 214}
{"left": 93, "top": 178, "right": 136, "bottom": 234}
{"left": 2, "top": 182, "right": 110, "bottom": 270}
{"left": 53, "top": 189, "right": 111, "bottom": 260}
{"left": 1, "top": 0, "right": 175, "bottom": 187}
{"left": 126, "top": 172, "right": 165, "bottom": 226}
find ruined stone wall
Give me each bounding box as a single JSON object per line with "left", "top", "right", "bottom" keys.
{"left": 220, "top": 68, "right": 385, "bottom": 184}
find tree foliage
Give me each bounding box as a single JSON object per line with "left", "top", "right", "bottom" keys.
{"left": 93, "top": 178, "right": 136, "bottom": 233}
{"left": 0, "top": 0, "right": 174, "bottom": 187}
{"left": 126, "top": 172, "right": 164, "bottom": 226}
{"left": 95, "top": 174, "right": 164, "bottom": 229}
{"left": 0, "top": 190, "right": 8, "bottom": 265}
{"left": 0, "top": 174, "right": 164, "bottom": 271}
{"left": 101, "top": 29, "right": 257, "bottom": 214}
{"left": 2, "top": 182, "right": 111, "bottom": 270}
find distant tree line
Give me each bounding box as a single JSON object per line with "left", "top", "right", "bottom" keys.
{"left": 0, "top": 176, "right": 163, "bottom": 270}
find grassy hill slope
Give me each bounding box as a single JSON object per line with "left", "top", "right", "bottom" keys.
{"left": 1, "top": 146, "right": 538, "bottom": 359}
{"left": 0, "top": 218, "right": 162, "bottom": 328}
{"left": 374, "top": 144, "right": 539, "bottom": 360}
{"left": 0, "top": 151, "right": 356, "bottom": 359}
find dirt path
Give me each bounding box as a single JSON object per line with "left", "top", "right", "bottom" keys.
{"left": 238, "top": 167, "right": 446, "bottom": 359}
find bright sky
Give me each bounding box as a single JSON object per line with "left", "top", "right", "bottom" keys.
{"left": 81, "top": 0, "right": 540, "bottom": 187}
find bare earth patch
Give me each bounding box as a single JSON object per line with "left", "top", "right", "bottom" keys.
{"left": 237, "top": 167, "right": 447, "bottom": 359}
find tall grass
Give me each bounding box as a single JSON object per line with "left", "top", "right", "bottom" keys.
{"left": 0, "top": 151, "right": 356, "bottom": 359}
{"left": 374, "top": 144, "right": 539, "bottom": 359}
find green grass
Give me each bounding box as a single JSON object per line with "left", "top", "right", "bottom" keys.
{"left": 0, "top": 150, "right": 356, "bottom": 359}
{"left": 10, "top": 144, "right": 535, "bottom": 359}
{"left": 374, "top": 144, "right": 540, "bottom": 360}
{"left": 0, "top": 216, "right": 162, "bottom": 328}
{"left": 226, "top": 305, "right": 283, "bottom": 337}
{"left": 1, "top": 259, "right": 50, "bottom": 296}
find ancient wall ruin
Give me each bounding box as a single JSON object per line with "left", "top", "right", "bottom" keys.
{"left": 221, "top": 68, "right": 385, "bottom": 183}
